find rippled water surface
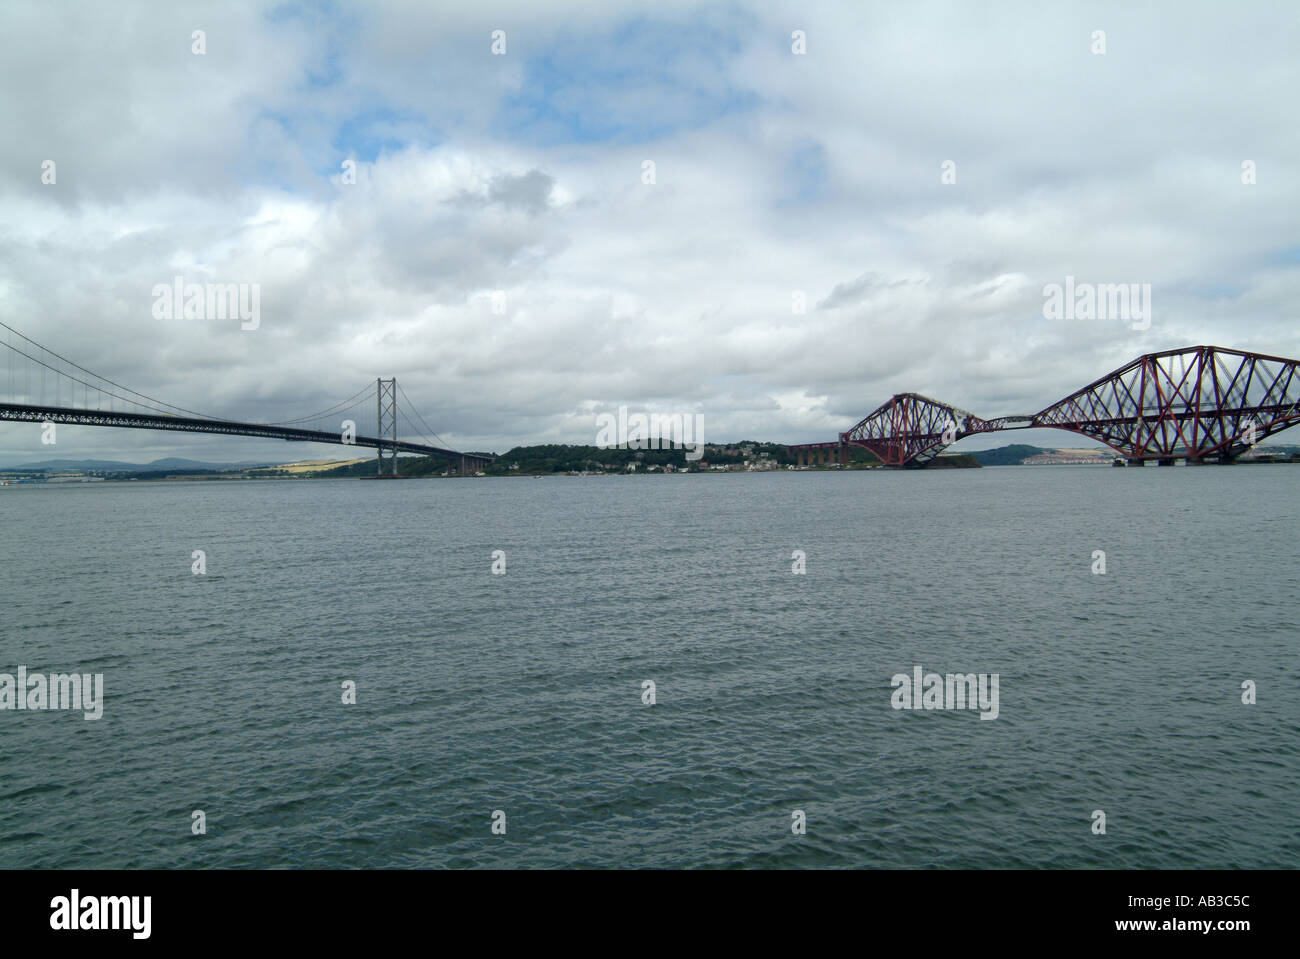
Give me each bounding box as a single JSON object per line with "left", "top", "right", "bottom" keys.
{"left": 1, "top": 468, "right": 1296, "bottom": 868}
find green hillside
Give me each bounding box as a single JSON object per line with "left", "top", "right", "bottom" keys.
{"left": 970, "top": 445, "right": 1044, "bottom": 466}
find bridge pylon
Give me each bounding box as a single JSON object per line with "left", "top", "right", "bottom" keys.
{"left": 376, "top": 377, "right": 397, "bottom": 477}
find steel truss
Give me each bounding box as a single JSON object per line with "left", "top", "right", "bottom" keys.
{"left": 834, "top": 346, "right": 1300, "bottom": 467}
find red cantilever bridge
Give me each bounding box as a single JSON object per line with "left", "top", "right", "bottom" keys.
{"left": 791, "top": 346, "right": 1300, "bottom": 468}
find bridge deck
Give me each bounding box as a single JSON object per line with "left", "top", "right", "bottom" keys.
{"left": 0, "top": 403, "right": 491, "bottom": 464}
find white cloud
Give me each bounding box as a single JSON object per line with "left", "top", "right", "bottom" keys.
{"left": 1, "top": 0, "right": 1297, "bottom": 464}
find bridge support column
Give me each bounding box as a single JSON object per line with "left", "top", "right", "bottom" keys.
{"left": 839, "top": 443, "right": 848, "bottom": 466}
{"left": 1157, "top": 457, "right": 1176, "bottom": 466}
{"left": 376, "top": 377, "right": 398, "bottom": 477}
{"left": 1127, "top": 458, "right": 1145, "bottom": 467}
{"left": 796, "top": 450, "right": 804, "bottom": 467}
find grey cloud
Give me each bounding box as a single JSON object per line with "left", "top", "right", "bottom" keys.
{"left": 1, "top": 0, "right": 1297, "bottom": 465}
{"left": 486, "top": 171, "right": 555, "bottom": 214}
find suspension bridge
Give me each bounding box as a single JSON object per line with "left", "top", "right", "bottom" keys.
{"left": 0, "top": 322, "right": 493, "bottom": 476}
{"left": 791, "top": 345, "right": 1300, "bottom": 468}
{"left": 5, "top": 327, "right": 1296, "bottom": 474}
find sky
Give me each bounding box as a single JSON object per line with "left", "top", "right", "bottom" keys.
{"left": 1, "top": 0, "right": 1297, "bottom": 465}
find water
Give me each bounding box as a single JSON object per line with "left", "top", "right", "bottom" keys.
{"left": 1, "top": 468, "right": 1296, "bottom": 868}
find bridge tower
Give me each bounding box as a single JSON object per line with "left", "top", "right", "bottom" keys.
{"left": 376, "top": 377, "right": 397, "bottom": 477}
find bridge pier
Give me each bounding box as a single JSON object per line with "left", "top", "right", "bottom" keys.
{"left": 1157, "top": 457, "right": 1176, "bottom": 467}
{"left": 376, "top": 377, "right": 398, "bottom": 477}
{"left": 796, "top": 450, "right": 804, "bottom": 467}
{"left": 839, "top": 443, "right": 848, "bottom": 466}
{"left": 1127, "top": 458, "right": 1145, "bottom": 467}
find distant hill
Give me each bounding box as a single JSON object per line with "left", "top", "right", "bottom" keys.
{"left": 971, "top": 442, "right": 1300, "bottom": 465}
{"left": 0, "top": 457, "right": 273, "bottom": 472}
{"left": 929, "top": 453, "right": 982, "bottom": 469}
{"left": 970, "top": 445, "right": 1046, "bottom": 466}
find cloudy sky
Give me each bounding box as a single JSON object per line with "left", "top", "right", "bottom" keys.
{"left": 1, "top": 0, "right": 1297, "bottom": 465}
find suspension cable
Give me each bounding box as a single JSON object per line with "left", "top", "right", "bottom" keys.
{"left": 269, "top": 383, "right": 375, "bottom": 426}
{"left": 0, "top": 320, "right": 219, "bottom": 420}
{"left": 397, "top": 382, "right": 450, "bottom": 448}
